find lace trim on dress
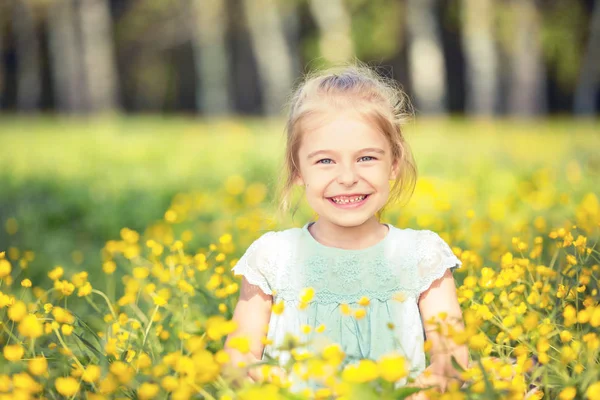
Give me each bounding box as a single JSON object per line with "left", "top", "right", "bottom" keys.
{"left": 416, "top": 230, "right": 462, "bottom": 297}
{"left": 231, "top": 232, "right": 275, "bottom": 295}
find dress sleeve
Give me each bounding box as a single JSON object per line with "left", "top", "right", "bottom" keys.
{"left": 231, "top": 232, "right": 276, "bottom": 295}
{"left": 416, "top": 230, "right": 462, "bottom": 297}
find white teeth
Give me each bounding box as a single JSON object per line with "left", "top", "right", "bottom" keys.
{"left": 331, "top": 195, "right": 366, "bottom": 204}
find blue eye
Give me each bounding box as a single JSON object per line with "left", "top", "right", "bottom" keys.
{"left": 317, "top": 158, "right": 334, "bottom": 164}
{"left": 358, "top": 156, "right": 376, "bottom": 162}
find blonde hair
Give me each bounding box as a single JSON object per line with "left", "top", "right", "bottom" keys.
{"left": 277, "top": 61, "right": 417, "bottom": 218}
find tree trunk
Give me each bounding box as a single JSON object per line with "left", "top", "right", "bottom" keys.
{"left": 241, "top": 0, "right": 295, "bottom": 116}
{"left": 186, "top": 0, "right": 232, "bottom": 115}
{"left": 406, "top": 0, "right": 447, "bottom": 115}
{"left": 461, "top": 0, "right": 499, "bottom": 116}
{"left": 507, "top": 0, "right": 547, "bottom": 116}
{"left": 13, "top": 0, "right": 41, "bottom": 111}
{"left": 47, "top": 0, "right": 86, "bottom": 112}
{"left": 574, "top": 0, "right": 600, "bottom": 116}
{"left": 0, "top": 7, "right": 6, "bottom": 109}
{"left": 78, "top": 0, "right": 119, "bottom": 113}
{"left": 308, "top": 0, "right": 354, "bottom": 63}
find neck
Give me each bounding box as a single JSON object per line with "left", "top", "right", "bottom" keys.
{"left": 308, "top": 216, "right": 388, "bottom": 250}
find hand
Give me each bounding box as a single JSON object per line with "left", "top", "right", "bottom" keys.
{"left": 405, "top": 367, "right": 449, "bottom": 400}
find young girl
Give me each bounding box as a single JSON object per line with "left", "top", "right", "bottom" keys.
{"left": 224, "top": 63, "right": 469, "bottom": 396}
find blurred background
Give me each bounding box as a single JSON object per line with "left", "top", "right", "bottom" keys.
{"left": 0, "top": 0, "right": 599, "bottom": 116}
{"left": 0, "top": 0, "right": 599, "bottom": 286}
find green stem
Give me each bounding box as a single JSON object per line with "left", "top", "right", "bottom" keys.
{"left": 143, "top": 305, "right": 160, "bottom": 348}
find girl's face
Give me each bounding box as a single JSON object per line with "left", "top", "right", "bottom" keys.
{"left": 295, "top": 112, "right": 398, "bottom": 228}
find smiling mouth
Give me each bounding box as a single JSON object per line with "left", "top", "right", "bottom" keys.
{"left": 328, "top": 194, "right": 370, "bottom": 204}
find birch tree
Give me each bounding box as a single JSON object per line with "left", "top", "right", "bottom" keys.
{"left": 78, "top": 0, "right": 120, "bottom": 112}
{"left": 308, "top": 0, "right": 354, "bottom": 63}
{"left": 461, "top": 0, "right": 499, "bottom": 115}
{"left": 406, "top": 0, "right": 447, "bottom": 115}
{"left": 47, "top": 0, "right": 86, "bottom": 112}
{"left": 186, "top": 0, "right": 232, "bottom": 115}
{"left": 13, "top": 0, "right": 41, "bottom": 111}
{"left": 506, "top": 0, "right": 547, "bottom": 116}
{"left": 242, "top": 0, "right": 295, "bottom": 116}
{"left": 574, "top": 0, "right": 600, "bottom": 116}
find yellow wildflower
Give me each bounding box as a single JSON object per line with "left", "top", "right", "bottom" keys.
{"left": 138, "top": 382, "right": 160, "bottom": 400}
{"left": 55, "top": 376, "right": 79, "bottom": 397}
{"left": 3, "top": 344, "right": 24, "bottom": 361}
{"left": 586, "top": 382, "right": 600, "bottom": 400}
{"left": 8, "top": 301, "right": 27, "bottom": 322}
{"left": 18, "top": 314, "right": 43, "bottom": 338}
{"left": 48, "top": 266, "right": 64, "bottom": 281}
{"left": 77, "top": 282, "right": 92, "bottom": 297}
{"left": 378, "top": 353, "right": 407, "bottom": 382}
{"left": 299, "top": 287, "right": 315, "bottom": 303}
{"left": 28, "top": 356, "right": 48, "bottom": 376}
{"left": 342, "top": 359, "right": 378, "bottom": 383}
{"left": 0, "top": 259, "right": 11, "bottom": 278}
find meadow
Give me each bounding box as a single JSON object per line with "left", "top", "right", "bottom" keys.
{"left": 0, "top": 116, "right": 599, "bottom": 399}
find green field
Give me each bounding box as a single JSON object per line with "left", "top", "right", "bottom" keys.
{"left": 0, "top": 117, "right": 599, "bottom": 399}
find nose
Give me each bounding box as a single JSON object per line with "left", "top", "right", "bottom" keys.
{"left": 336, "top": 164, "right": 359, "bottom": 186}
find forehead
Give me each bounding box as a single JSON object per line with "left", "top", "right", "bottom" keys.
{"left": 299, "top": 112, "right": 389, "bottom": 153}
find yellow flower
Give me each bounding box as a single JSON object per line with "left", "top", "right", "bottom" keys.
{"left": 378, "top": 353, "right": 407, "bottom": 382}
{"left": 77, "top": 282, "right": 92, "bottom": 297}
{"left": 12, "top": 372, "right": 42, "bottom": 392}
{"left": 103, "top": 261, "right": 117, "bottom": 274}
{"left": 52, "top": 307, "right": 75, "bottom": 324}
{"left": 109, "top": 361, "right": 135, "bottom": 384}
{"left": 358, "top": 296, "right": 370, "bottom": 306}
{"left": 354, "top": 309, "right": 367, "bottom": 319}
{"left": 55, "top": 376, "right": 80, "bottom": 397}
{"left": 205, "top": 316, "right": 237, "bottom": 341}
{"left": 153, "top": 295, "right": 167, "bottom": 307}
{"left": 61, "top": 324, "right": 74, "bottom": 336}
{"left": 43, "top": 303, "right": 53, "bottom": 313}
{"left": 315, "top": 324, "right": 326, "bottom": 333}
{"left": 20, "top": 279, "right": 32, "bottom": 288}
{"left": 137, "top": 353, "right": 153, "bottom": 369}
{"left": 3, "top": 344, "right": 24, "bottom": 361}
{"left": 161, "top": 376, "right": 179, "bottom": 392}
{"left": 299, "top": 287, "right": 315, "bottom": 303}
{"left": 342, "top": 359, "right": 378, "bottom": 383}
{"left": 272, "top": 300, "right": 285, "bottom": 315}
{"left": 82, "top": 365, "right": 101, "bottom": 383}
{"left": 228, "top": 336, "right": 250, "bottom": 354}
{"left": 0, "top": 258, "right": 11, "bottom": 278}
{"left": 558, "top": 387, "right": 577, "bottom": 400}
{"left": 322, "top": 344, "right": 345, "bottom": 366}
{"left": 48, "top": 266, "right": 64, "bottom": 281}
{"left": 340, "top": 303, "right": 351, "bottom": 316}
{"left": 18, "top": 314, "right": 43, "bottom": 338}
{"left": 8, "top": 300, "right": 28, "bottom": 322}
{"left": 560, "top": 330, "right": 573, "bottom": 343}
{"left": 138, "top": 382, "right": 160, "bottom": 400}
{"left": 29, "top": 356, "right": 48, "bottom": 376}
{"left": 469, "top": 333, "right": 488, "bottom": 351}
{"left": 586, "top": 382, "right": 600, "bottom": 400}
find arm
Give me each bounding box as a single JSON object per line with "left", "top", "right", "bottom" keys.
{"left": 410, "top": 269, "right": 469, "bottom": 397}
{"left": 224, "top": 276, "right": 273, "bottom": 382}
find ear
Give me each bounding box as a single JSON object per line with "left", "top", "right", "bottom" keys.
{"left": 293, "top": 173, "right": 305, "bottom": 186}
{"left": 389, "top": 159, "right": 400, "bottom": 180}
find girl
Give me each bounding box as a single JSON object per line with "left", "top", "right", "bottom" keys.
{"left": 224, "top": 63, "right": 469, "bottom": 396}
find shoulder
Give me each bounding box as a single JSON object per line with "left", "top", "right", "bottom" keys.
{"left": 387, "top": 225, "right": 461, "bottom": 267}
{"left": 243, "top": 226, "right": 303, "bottom": 260}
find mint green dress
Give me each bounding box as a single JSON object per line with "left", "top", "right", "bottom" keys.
{"left": 232, "top": 222, "right": 461, "bottom": 387}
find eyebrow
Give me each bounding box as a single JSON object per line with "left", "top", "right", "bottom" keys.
{"left": 307, "top": 147, "right": 386, "bottom": 159}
